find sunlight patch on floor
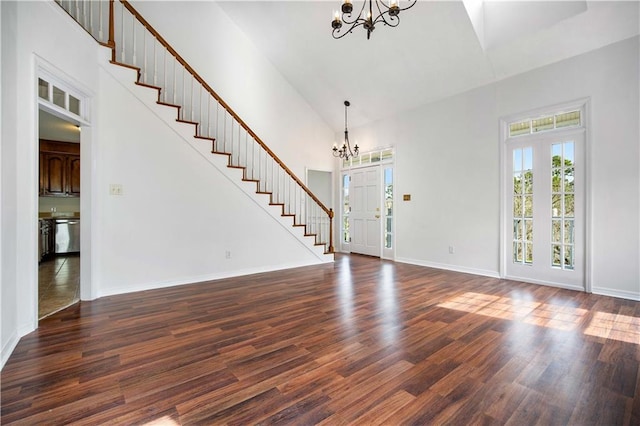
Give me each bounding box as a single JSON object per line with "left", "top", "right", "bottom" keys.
{"left": 583, "top": 311, "right": 640, "bottom": 345}
{"left": 439, "top": 292, "right": 640, "bottom": 344}
{"left": 142, "top": 416, "right": 179, "bottom": 426}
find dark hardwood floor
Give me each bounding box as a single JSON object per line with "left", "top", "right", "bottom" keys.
{"left": 2, "top": 254, "right": 639, "bottom": 425}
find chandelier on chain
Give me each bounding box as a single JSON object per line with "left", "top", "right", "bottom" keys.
{"left": 331, "top": 0, "right": 417, "bottom": 40}
{"left": 333, "top": 101, "right": 359, "bottom": 160}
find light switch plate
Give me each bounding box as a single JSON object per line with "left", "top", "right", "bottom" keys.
{"left": 109, "top": 184, "right": 123, "bottom": 196}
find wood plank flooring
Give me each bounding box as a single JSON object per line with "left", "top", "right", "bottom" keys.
{"left": 2, "top": 254, "right": 639, "bottom": 425}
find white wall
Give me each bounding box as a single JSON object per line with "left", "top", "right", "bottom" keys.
{"left": 351, "top": 36, "right": 640, "bottom": 300}
{"left": 93, "top": 64, "right": 322, "bottom": 296}
{"left": 130, "top": 0, "right": 335, "bottom": 179}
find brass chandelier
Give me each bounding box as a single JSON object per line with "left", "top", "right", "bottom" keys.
{"left": 333, "top": 101, "right": 359, "bottom": 160}
{"left": 331, "top": 0, "right": 417, "bottom": 40}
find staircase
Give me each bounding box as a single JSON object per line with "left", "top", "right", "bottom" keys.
{"left": 56, "top": 0, "right": 334, "bottom": 256}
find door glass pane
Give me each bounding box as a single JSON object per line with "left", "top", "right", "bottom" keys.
{"left": 524, "top": 219, "right": 533, "bottom": 242}
{"left": 564, "top": 194, "right": 574, "bottom": 217}
{"left": 552, "top": 245, "right": 562, "bottom": 267}
{"left": 552, "top": 194, "right": 561, "bottom": 217}
{"left": 552, "top": 220, "right": 561, "bottom": 243}
{"left": 564, "top": 220, "right": 574, "bottom": 244}
{"left": 564, "top": 142, "right": 575, "bottom": 163}
{"left": 564, "top": 168, "right": 574, "bottom": 192}
{"left": 564, "top": 245, "right": 574, "bottom": 269}
{"left": 514, "top": 242, "right": 523, "bottom": 262}
{"left": 513, "top": 196, "right": 522, "bottom": 217}
{"left": 513, "top": 149, "right": 522, "bottom": 169}
{"left": 514, "top": 173, "right": 523, "bottom": 194}
{"left": 524, "top": 172, "right": 533, "bottom": 193}
{"left": 523, "top": 148, "right": 533, "bottom": 171}
{"left": 513, "top": 219, "right": 522, "bottom": 240}
{"left": 524, "top": 195, "right": 533, "bottom": 217}
{"left": 525, "top": 243, "right": 533, "bottom": 264}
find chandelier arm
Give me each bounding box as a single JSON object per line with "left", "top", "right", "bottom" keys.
{"left": 375, "top": 11, "right": 400, "bottom": 27}
{"left": 332, "top": 21, "right": 364, "bottom": 39}
{"left": 377, "top": 0, "right": 419, "bottom": 26}
{"left": 341, "top": 1, "right": 368, "bottom": 25}
{"left": 399, "top": 0, "right": 418, "bottom": 11}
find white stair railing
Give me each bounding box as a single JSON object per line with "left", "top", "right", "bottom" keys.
{"left": 55, "top": 0, "right": 334, "bottom": 253}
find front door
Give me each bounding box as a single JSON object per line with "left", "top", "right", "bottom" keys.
{"left": 350, "top": 166, "right": 381, "bottom": 256}
{"left": 505, "top": 131, "right": 585, "bottom": 290}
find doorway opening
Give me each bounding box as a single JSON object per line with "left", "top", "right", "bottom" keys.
{"left": 36, "top": 66, "right": 91, "bottom": 321}
{"left": 38, "top": 109, "right": 81, "bottom": 319}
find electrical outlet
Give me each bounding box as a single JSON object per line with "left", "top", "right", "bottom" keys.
{"left": 225, "top": 250, "right": 231, "bottom": 259}
{"left": 109, "top": 184, "right": 123, "bottom": 196}
{"left": 449, "top": 245, "right": 455, "bottom": 254}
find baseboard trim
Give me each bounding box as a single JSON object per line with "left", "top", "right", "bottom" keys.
{"left": 503, "top": 274, "right": 585, "bottom": 293}
{"left": 592, "top": 286, "right": 640, "bottom": 302}
{"left": 1, "top": 331, "right": 19, "bottom": 370}
{"left": 395, "top": 257, "right": 500, "bottom": 279}
{"left": 97, "top": 259, "right": 328, "bottom": 299}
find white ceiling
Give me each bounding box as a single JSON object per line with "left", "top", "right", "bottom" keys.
{"left": 217, "top": 1, "right": 639, "bottom": 131}
{"left": 39, "top": 109, "right": 80, "bottom": 143}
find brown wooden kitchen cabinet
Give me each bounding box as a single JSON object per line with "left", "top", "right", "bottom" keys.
{"left": 39, "top": 140, "right": 80, "bottom": 197}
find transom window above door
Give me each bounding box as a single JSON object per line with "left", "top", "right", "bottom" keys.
{"left": 509, "top": 110, "right": 581, "bottom": 137}
{"left": 37, "top": 73, "right": 88, "bottom": 122}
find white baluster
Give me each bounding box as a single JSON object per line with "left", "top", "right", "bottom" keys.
{"left": 88, "top": 0, "right": 93, "bottom": 37}
{"left": 132, "top": 17, "right": 137, "bottom": 66}
{"left": 163, "top": 49, "right": 168, "bottom": 102}
{"left": 172, "top": 57, "right": 176, "bottom": 105}
{"left": 120, "top": 5, "right": 125, "bottom": 62}
{"left": 99, "top": 0, "right": 103, "bottom": 40}
{"left": 153, "top": 38, "right": 158, "bottom": 86}
{"left": 207, "top": 95, "right": 211, "bottom": 139}
{"left": 142, "top": 30, "right": 147, "bottom": 83}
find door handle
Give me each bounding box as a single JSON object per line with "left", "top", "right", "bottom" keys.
{"left": 375, "top": 215, "right": 380, "bottom": 218}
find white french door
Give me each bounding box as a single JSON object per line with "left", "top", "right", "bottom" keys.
{"left": 505, "top": 130, "right": 585, "bottom": 290}
{"left": 350, "top": 166, "right": 381, "bottom": 257}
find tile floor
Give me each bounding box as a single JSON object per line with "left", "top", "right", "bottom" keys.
{"left": 38, "top": 254, "right": 80, "bottom": 319}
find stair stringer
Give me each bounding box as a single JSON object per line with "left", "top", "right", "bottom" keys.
{"left": 99, "top": 52, "right": 333, "bottom": 263}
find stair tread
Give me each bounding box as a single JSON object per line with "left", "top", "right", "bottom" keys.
{"left": 135, "top": 81, "right": 162, "bottom": 91}
{"left": 110, "top": 60, "right": 140, "bottom": 72}
{"left": 194, "top": 135, "right": 215, "bottom": 141}
{"left": 157, "top": 101, "right": 181, "bottom": 110}
{"left": 176, "top": 119, "right": 199, "bottom": 126}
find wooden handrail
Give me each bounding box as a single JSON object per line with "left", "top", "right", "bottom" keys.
{"left": 118, "top": 0, "right": 332, "bottom": 220}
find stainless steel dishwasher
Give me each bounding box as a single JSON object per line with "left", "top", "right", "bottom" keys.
{"left": 54, "top": 218, "right": 80, "bottom": 254}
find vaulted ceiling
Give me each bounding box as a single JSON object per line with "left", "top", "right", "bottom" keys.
{"left": 217, "top": 1, "right": 639, "bottom": 131}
